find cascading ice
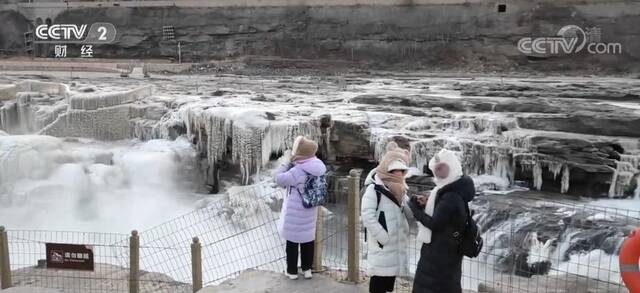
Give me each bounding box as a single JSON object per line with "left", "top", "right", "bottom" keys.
{"left": 179, "top": 105, "right": 321, "bottom": 183}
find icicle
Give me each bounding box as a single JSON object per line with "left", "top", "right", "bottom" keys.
{"left": 548, "top": 160, "right": 563, "bottom": 180}
{"left": 0, "top": 102, "right": 17, "bottom": 132}
{"left": 533, "top": 160, "right": 543, "bottom": 191}
{"left": 608, "top": 168, "right": 618, "bottom": 198}
{"left": 608, "top": 161, "right": 636, "bottom": 198}
{"left": 504, "top": 131, "right": 532, "bottom": 151}
{"left": 409, "top": 138, "right": 463, "bottom": 171}
{"left": 561, "top": 165, "right": 570, "bottom": 194}
{"left": 178, "top": 106, "right": 322, "bottom": 184}
{"left": 620, "top": 154, "right": 640, "bottom": 169}
{"left": 370, "top": 129, "right": 392, "bottom": 162}
{"left": 439, "top": 115, "right": 516, "bottom": 135}
{"left": 410, "top": 140, "right": 432, "bottom": 171}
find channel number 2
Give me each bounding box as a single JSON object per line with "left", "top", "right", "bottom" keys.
{"left": 98, "top": 26, "right": 108, "bottom": 41}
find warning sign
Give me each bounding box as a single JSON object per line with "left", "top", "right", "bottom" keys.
{"left": 45, "top": 243, "right": 94, "bottom": 271}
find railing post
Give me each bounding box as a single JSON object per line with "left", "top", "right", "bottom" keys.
{"left": 0, "top": 226, "right": 12, "bottom": 289}
{"left": 129, "top": 230, "right": 139, "bottom": 293}
{"left": 191, "top": 237, "right": 203, "bottom": 293}
{"left": 347, "top": 169, "right": 361, "bottom": 283}
{"left": 313, "top": 208, "right": 324, "bottom": 272}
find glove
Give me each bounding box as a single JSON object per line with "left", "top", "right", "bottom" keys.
{"left": 285, "top": 161, "right": 294, "bottom": 170}
{"left": 410, "top": 196, "right": 425, "bottom": 210}
{"left": 409, "top": 197, "right": 432, "bottom": 228}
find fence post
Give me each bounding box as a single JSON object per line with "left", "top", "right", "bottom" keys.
{"left": 313, "top": 208, "right": 324, "bottom": 272}
{"left": 191, "top": 237, "right": 203, "bottom": 293}
{"left": 0, "top": 226, "right": 12, "bottom": 289}
{"left": 347, "top": 169, "right": 361, "bottom": 283}
{"left": 129, "top": 230, "right": 139, "bottom": 293}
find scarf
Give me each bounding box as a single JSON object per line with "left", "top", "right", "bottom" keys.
{"left": 375, "top": 142, "right": 410, "bottom": 203}
{"left": 292, "top": 155, "right": 314, "bottom": 163}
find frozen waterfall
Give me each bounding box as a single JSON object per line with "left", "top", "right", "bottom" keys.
{"left": 0, "top": 135, "right": 202, "bottom": 232}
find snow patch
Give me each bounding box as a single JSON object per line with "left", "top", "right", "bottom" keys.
{"left": 586, "top": 213, "right": 614, "bottom": 222}
{"left": 473, "top": 174, "right": 510, "bottom": 192}
{"left": 551, "top": 250, "right": 621, "bottom": 284}
{"left": 526, "top": 232, "right": 554, "bottom": 264}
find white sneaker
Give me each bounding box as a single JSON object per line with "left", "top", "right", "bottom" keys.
{"left": 303, "top": 270, "right": 312, "bottom": 279}
{"left": 285, "top": 272, "right": 299, "bottom": 280}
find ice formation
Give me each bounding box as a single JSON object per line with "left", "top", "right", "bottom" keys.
{"left": 608, "top": 154, "right": 640, "bottom": 197}
{"left": 368, "top": 109, "right": 639, "bottom": 196}
{"left": 68, "top": 86, "right": 152, "bottom": 110}
{"left": 180, "top": 106, "right": 322, "bottom": 183}
{"left": 371, "top": 113, "right": 565, "bottom": 193}
{"left": 0, "top": 81, "right": 69, "bottom": 134}
{"left": 0, "top": 80, "right": 328, "bottom": 184}
{"left": 526, "top": 232, "right": 553, "bottom": 265}
{"left": 1, "top": 77, "right": 639, "bottom": 196}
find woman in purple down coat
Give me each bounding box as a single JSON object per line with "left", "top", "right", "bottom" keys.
{"left": 274, "top": 136, "right": 326, "bottom": 280}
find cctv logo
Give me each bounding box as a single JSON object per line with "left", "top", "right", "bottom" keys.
{"left": 517, "top": 25, "right": 622, "bottom": 55}
{"left": 34, "top": 23, "right": 117, "bottom": 44}
{"left": 36, "top": 24, "right": 87, "bottom": 41}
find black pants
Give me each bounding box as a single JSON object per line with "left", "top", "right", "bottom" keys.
{"left": 370, "top": 276, "right": 396, "bottom": 293}
{"left": 286, "top": 240, "right": 314, "bottom": 274}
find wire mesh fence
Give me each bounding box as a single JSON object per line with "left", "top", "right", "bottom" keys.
{"left": 5, "top": 230, "right": 130, "bottom": 292}
{"left": 132, "top": 182, "right": 286, "bottom": 291}
{"left": 1, "top": 173, "right": 638, "bottom": 293}
{"left": 317, "top": 173, "right": 351, "bottom": 281}
{"left": 462, "top": 194, "right": 639, "bottom": 293}
{"left": 370, "top": 183, "right": 637, "bottom": 293}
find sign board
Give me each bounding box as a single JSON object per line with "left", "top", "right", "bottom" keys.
{"left": 45, "top": 243, "right": 95, "bottom": 271}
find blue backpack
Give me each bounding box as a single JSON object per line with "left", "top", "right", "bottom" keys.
{"left": 297, "top": 171, "right": 327, "bottom": 208}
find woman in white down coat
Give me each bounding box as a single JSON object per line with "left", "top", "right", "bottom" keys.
{"left": 361, "top": 142, "right": 413, "bottom": 293}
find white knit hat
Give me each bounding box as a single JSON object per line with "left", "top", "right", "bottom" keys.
{"left": 387, "top": 159, "right": 409, "bottom": 172}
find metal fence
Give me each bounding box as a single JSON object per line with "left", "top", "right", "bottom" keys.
{"left": 316, "top": 173, "right": 639, "bottom": 293}
{"left": 4, "top": 230, "right": 130, "bottom": 292}
{"left": 1, "top": 171, "right": 638, "bottom": 293}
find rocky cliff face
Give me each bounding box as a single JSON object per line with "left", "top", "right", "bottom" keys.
{"left": 0, "top": 10, "right": 29, "bottom": 56}
{"left": 2, "top": 0, "right": 640, "bottom": 72}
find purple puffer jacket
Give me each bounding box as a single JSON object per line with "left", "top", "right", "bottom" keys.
{"left": 274, "top": 157, "right": 327, "bottom": 243}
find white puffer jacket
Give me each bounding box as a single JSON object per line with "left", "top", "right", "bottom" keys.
{"left": 360, "top": 170, "right": 413, "bottom": 277}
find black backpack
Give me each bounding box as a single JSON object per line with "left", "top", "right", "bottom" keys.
{"left": 457, "top": 202, "right": 483, "bottom": 258}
